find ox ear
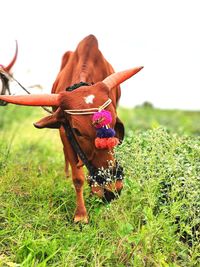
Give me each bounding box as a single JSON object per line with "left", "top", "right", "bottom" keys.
{"left": 34, "top": 115, "right": 61, "bottom": 129}
{"left": 34, "top": 108, "right": 64, "bottom": 129}
{"left": 115, "top": 117, "right": 125, "bottom": 143}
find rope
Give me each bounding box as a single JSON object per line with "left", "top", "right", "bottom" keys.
{"left": 64, "top": 98, "right": 112, "bottom": 115}
{"left": 0, "top": 68, "right": 52, "bottom": 114}
{"left": 62, "top": 122, "right": 96, "bottom": 174}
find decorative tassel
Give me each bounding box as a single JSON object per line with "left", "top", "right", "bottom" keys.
{"left": 92, "top": 110, "right": 119, "bottom": 149}
{"left": 96, "top": 127, "right": 116, "bottom": 138}
{"left": 95, "top": 137, "right": 119, "bottom": 149}
{"left": 92, "top": 110, "right": 112, "bottom": 128}
{"left": 107, "top": 137, "right": 119, "bottom": 149}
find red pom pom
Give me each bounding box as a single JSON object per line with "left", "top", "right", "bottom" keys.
{"left": 95, "top": 137, "right": 119, "bottom": 149}
{"left": 107, "top": 137, "right": 119, "bottom": 149}
{"left": 95, "top": 138, "right": 107, "bottom": 149}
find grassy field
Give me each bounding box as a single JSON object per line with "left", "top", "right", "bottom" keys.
{"left": 0, "top": 105, "right": 200, "bottom": 266}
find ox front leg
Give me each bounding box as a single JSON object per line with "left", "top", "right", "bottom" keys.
{"left": 72, "top": 167, "right": 88, "bottom": 223}
{"left": 59, "top": 127, "right": 88, "bottom": 223}
{"left": 63, "top": 147, "right": 70, "bottom": 178}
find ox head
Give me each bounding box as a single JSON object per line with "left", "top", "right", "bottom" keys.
{"left": 0, "top": 41, "right": 18, "bottom": 105}
{"left": 0, "top": 67, "right": 143, "bottom": 200}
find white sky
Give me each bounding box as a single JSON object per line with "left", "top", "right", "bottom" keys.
{"left": 0, "top": 0, "right": 200, "bottom": 110}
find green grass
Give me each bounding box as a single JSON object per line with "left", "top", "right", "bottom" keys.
{"left": 0, "top": 105, "right": 200, "bottom": 266}
{"left": 119, "top": 106, "right": 200, "bottom": 135}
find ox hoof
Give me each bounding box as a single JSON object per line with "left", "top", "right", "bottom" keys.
{"left": 74, "top": 214, "right": 89, "bottom": 224}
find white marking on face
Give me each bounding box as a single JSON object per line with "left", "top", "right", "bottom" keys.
{"left": 84, "top": 94, "right": 95, "bottom": 104}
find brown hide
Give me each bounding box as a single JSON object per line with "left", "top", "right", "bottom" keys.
{"left": 51, "top": 35, "right": 121, "bottom": 107}
{"left": 35, "top": 35, "right": 126, "bottom": 222}
{"left": 38, "top": 35, "right": 123, "bottom": 168}
{"left": 0, "top": 35, "right": 143, "bottom": 223}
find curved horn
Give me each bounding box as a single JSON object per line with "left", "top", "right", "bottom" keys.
{"left": 103, "top": 66, "right": 143, "bottom": 90}
{"left": 0, "top": 94, "right": 60, "bottom": 106}
{"left": 4, "top": 40, "right": 18, "bottom": 72}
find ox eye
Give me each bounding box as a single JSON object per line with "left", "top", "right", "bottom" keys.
{"left": 72, "top": 128, "right": 82, "bottom": 136}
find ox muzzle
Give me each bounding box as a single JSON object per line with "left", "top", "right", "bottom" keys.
{"left": 88, "top": 163, "right": 124, "bottom": 202}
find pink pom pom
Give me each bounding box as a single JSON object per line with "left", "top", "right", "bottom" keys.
{"left": 92, "top": 110, "right": 112, "bottom": 128}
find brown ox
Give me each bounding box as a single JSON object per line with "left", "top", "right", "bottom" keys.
{"left": 0, "top": 41, "right": 18, "bottom": 105}
{"left": 0, "top": 35, "right": 143, "bottom": 223}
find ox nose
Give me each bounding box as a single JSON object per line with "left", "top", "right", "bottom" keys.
{"left": 103, "top": 180, "right": 123, "bottom": 202}
{"left": 103, "top": 188, "right": 120, "bottom": 202}
{"left": 91, "top": 180, "right": 123, "bottom": 202}
{"left": 89, "top": 164, "right": 124, "bottom": 202}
